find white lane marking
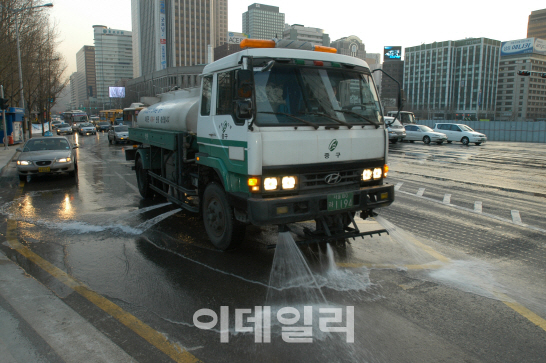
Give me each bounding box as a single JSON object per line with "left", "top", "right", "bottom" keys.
{"left": 395, "top": 183, "right": 403, "bottom": 191}
{"left": 416, "top": 188, "right": 425, "bottom": 197}
{"left": 397, "top": 190, "right": 546, "bottom": 233}
{"left": 511, "top": 210, "right": 522, "bottom": 225}
{"left": 115, "top": 172, "right": 139, "bottom": 193}
{"left": 474, "top": 201, "right": 482, "bottom": 213}
{"left": 443, "top": 194, "right": 451, "bottom": 204}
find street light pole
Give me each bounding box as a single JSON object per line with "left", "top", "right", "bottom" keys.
{"left": 1, "top": 3, "right": 54, "bottom": 141}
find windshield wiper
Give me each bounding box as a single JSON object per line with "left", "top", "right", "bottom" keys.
{"left": 334, "top": 110, "right": 379, "bottom": 128}
{"left": 257, "top": 112, "right": 319, "bottom": 129}
{"left": 299, "top": 112, "right": 353, "bottom": 129}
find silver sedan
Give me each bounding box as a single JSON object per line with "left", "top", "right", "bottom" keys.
{"left": 404, "top": 124, "right": 448, "bottom": 145}
{"left": 16, "top": 137, "right": 78, "bottom": 181}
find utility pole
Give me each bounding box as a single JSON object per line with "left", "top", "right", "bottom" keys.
{"left": 1, "top": 85, "right": 8, "bottom": 150}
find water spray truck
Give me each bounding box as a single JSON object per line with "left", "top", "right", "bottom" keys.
{"left": 126, "top": 38, "right": 400, "bottom": 250}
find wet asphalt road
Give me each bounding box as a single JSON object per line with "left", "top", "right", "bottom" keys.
{"left": 0, "top": 133, "right": 545, "bottom": 363}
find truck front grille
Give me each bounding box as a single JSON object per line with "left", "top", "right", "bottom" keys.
{"left": 300, "top": 169, "right": 360, "bottom": 190}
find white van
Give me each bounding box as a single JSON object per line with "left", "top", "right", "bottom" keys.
{"left": 433, "top": 123, "right": 487, "bottom": 145}
{"left": 385, "top": 116, "right": 406, "bottom": 144}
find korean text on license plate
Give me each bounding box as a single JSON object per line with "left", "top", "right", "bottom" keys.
{"left": 327, "top": 192, "right": 354, "bottom": 211}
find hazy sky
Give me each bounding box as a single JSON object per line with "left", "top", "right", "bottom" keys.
{"left": 50, "top": 0, "right": 544, "bottom": 79}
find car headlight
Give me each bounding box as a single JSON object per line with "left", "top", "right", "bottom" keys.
{"left": 373, "top": 168, "right": 382, "bottom": 179}
{"left": 58, "top": 157, "right": 71, "bottom": 163}
{"left": 17, "top": 160, "right": 30, "bottom": 166}
{"left": 264, "top": 177, "right": 278, "bottom": 191}
{"left": 362, "top": 169, "right": 373, "bottom": 181}
{"left": 282, "top": 176, "right": 296, "bottom": 189}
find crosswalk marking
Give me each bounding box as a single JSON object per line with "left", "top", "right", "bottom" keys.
{"left": 474, "top": 201, "right": 482, "bottom": 213}
{"left": 443, "top": 194, "right": 451, "bottom": 204}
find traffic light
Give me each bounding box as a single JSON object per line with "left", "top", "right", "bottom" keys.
{"left": 517, "top": 70, "right": 531, "bottom": 76}
{"left": 0, "top": 98, "right": 9, "bottom": 110}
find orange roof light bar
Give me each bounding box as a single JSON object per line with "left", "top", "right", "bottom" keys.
{"left": 314, "top": 45, "right": 338, "bottom": 53}
{"left": 240, "top": 39, "right": 276, "bottom": 49}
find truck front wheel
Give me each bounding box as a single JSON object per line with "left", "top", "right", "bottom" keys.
{"left": 136, "top": 156, "right": 154, "bottom": 198}
{"left": 203, "top": 183, "right": 245, "bottom": 250}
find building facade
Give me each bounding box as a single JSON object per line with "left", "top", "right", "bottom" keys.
{"left": 93, "top": 26, "right": 133, "bottom": 102}
{"left": 404, "top": 38, "right": 501, "bottom": 120}
{"left": 132, "top": 0, "right": 225, "bottom": 77}
{"left": 330, "top": 36, "right": 366, "bottom": 60}
{"left": 497, "top": 38, "right": 546, "bottom": 121}
{"left": 242, "top": 3, "right": 284, "bottom": 40}
{"left": 214, "top": 31, "right": 249, "bottom": 60}
{"left": 282, "top": 24, "right": 329, "bottom": 46}
{"left": 69, "top": 72, "right": 85, "bottom": 109}
{"left": 527, "top": 8, "right": 546, "bottom": 40}
{"left": 76, "top": 46, "right": 97, "bottom": 100}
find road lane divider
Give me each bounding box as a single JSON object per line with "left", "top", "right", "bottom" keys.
{"left": 6, "top": 182, "right": 201, "bottom": 363}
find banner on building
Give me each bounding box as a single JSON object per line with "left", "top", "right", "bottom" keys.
{"left": 501, "top": 38, "right": 546, "bottom": 56}
{"left": 159, "top": 0, "right": 167, "bottom": 69}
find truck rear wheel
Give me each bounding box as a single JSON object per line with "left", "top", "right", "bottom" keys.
{"left": 203, "top": 183, "right": 245, "bottom": 250}
{"left": 136, "top": 156, "right": 154, "bottom": 199}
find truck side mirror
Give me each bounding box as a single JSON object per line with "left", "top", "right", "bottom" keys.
{"left": 236, "top": 99, "right": 253, "bottom": 119}
{"left": 235, "top": 69, "right": 254, "bottom": 119}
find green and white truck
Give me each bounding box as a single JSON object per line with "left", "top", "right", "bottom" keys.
{"left": 126, "top": 39, "right": 395, "bottom": 250}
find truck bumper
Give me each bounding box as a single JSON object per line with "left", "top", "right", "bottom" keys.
{"left": 242, "top": 184, "right": 394, "bottom": 226}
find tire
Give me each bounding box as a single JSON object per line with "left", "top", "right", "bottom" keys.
{"left": 423, "top": 136, "right": 431, "bottom": 144}
{"left": 136, "top": 156, "right": 154, "bottom": 199}
{"left": 409, "top": 140, "right": 414, "bottom": 143}
{"left": 436, "top": 141, "right": 443, "bottom": 145}
{"left": 390, "top": 139, "right": 398, "bottom": 144}
{"left": 475, "top": 143, "right": 481, "bottom": 146}
{"left": 68, "top": 162, "right": 77, "bottom": 177}
{"left": 202, "top": 183, "right": 245, "bottom": 250}
{"left": 461, "top": 137, "right": 469, "bottom": 145}
{"left": 447, "top": 140, "right": 452, "bottom": 144}
{"left": 18, "top": 174, "right": 26, "bottom": 182}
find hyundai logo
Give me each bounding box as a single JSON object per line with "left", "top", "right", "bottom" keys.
{"left": 324, "top": 173, "right": 342, "bottom": 184}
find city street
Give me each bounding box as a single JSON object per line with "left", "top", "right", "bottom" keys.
{"left": 0, "top": 134, "right": 545, "bottom": 362}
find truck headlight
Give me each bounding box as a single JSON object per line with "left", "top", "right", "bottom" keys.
{"left": 264, "top": 177, "right": 278, "bottom": 191}
{"left": 282, "top": 176, "right": 296, "bottom": 189}
{"left": 17, "top": 160, "right": 30, "bottom": 165}
{"left": 362, "top": 169, "right": 373, "bottom": 181}
{"left": 373, "top": 168, "right": 382, "bottom": 179}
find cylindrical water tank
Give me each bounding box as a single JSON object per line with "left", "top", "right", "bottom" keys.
{"left": 137, "top": 88, "right": 200, "bottom": 133}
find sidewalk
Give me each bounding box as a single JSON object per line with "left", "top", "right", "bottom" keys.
{"left": 0, "top": 137, "right": 135, "bottom": 362}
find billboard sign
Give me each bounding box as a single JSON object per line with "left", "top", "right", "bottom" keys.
{"left": 228, "top": 32, "right": 249, "bottom": 45}
{"left": 501, "top": 38, "right": 546, "bottom": 56}
{"left": 109, "top": 87, "right": 125, "bottom": 98}
{"left": 384, "top": 46, "right": 401, "bottom": 61}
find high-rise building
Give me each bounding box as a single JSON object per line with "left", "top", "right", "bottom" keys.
{"left": 527, "top": 8, "right": 546, "bottom": 40}
{"left": 497, "top": 38, "right": 546, "bottom": 121}
{"left": 242, "top": 3, "right": 284, "bottom": 40}
{"left": 132, "top": 0, "right": 226, "bottom": 77}
{"left": 76, "top": 46, "right": 97, "bottom": 99}
{"left": 93, "top": 25, "right": 133, "bottom": 101}
{"left": 330, "top": 36, "right": 366, "bottom": 60}
{"left": 404, "top": 38, "right": 501, "bottom": 120}
{"left": 282, "top": 24, "right": 329, "bottom": 46}
{"left": 69, "top": 72, "right": 85, "bottom": 109}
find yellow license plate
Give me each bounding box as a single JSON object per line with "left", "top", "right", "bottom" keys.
{"left": 38, "top": 167, "right": 50, "bottom": 173}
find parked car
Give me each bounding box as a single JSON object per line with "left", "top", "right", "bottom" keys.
{"left": 404, "top": 124, "right": 448, "bottom": 144}
{"left": 96, "top": 121, "right": 111, "bottom": 132}
{"left": 384, "top": 116, "right": 406, "bottom": 144}
{"left": 433, "top": 123, "right": 487, "bottom": 145}
{"left": 108, "top": 125, "right": 129, "bottom": 144}
{"left": 56, "top": 123, "right": 73, "bottom": 135}
{"left": 50, "top": 120, "right": 63, "bottom": 130}
{"left": 78, "top": 122, "right": 97, "bottom": 136}
{"left": 16, "top": 136, "right": 78, "bottom": 181}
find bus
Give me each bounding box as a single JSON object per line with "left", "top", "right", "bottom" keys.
{"left": 99, "top": 109, "right": 123, "bottom": 124}
{"left": 387, "top": 111, "right": 417, "bottom": 124}
{"left": 123, "top": 103, "right": 147, "bottom": 127}
{"left": 61, "top": 110, "right": 88, "bottom": 130}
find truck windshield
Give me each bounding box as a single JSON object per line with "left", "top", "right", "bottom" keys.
{"left": 253, "top": 64, "right": 382, "bottom": 127}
